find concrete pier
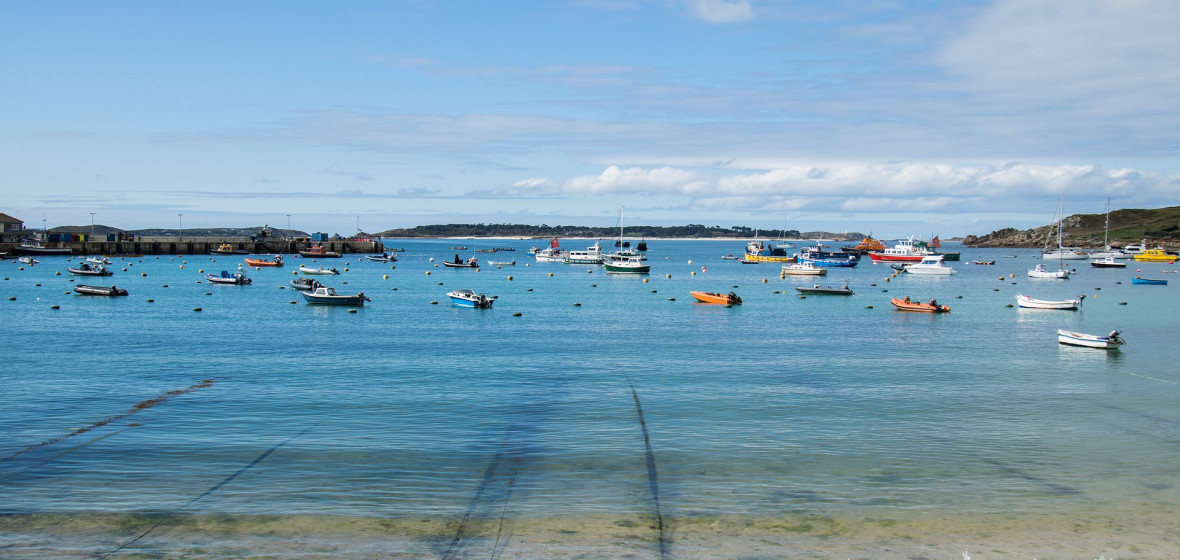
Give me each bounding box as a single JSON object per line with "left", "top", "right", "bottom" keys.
{"left": 1, "top": 237, "right": 382, "bottom": 256}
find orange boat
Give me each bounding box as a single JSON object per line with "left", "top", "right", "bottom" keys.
{"left": 244, "top": 256, "right": 284, "bottom": 267}
{"left": 890, "top": 297, "right": 950, "bottom": 313}
{"left": 690, "top": 291, "right": 742, "bottom": 305}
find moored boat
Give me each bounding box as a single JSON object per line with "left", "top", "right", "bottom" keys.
{"left": 1016, "top": 294, "right": 1083, "bottom": 310}
{"left": 86, "top": 256, "right": 112, "bottom": 265}
{"left": 17, "top": 256, "right": 38, "bottom": 265}
{"left": 364, "top": 253, "right": 398, "bottom": 263}
{"left": 743, "top": 239, "right": 795, "bottom": 263}
{"left": 972, "top": 260, "right": 995, "bottom": 265}
{"left": 533, "top": 238, "right": 566, "bottom": 262}
{"left": 1028, "top": 263, "right": 1071, "bottom": 279}
{"left": 890, "top": 297, "right": 949, "bottom": 312}
{"left": 781, "top": 262, "right": 827, "bottom": 276}
{"left": 796, "top": 283, "right": 854, "bottom": 296}
{"left": 67, "top": 263, "right": 112, "bottom": 276}
{"left": 442, "top": 255, "right": 479, "bottom": 268}
{"left": 299, "top": 264, "right": 340, "bottom": 275}
{"left": 903, "top": 255, "right": 955, "bottom": 275}
{"left": 299, "top": 245, "right": 342, "bottom": 258}
{"left": 12, "top": 240, "right": 73, "bottom": 255}
{"left": 1057, "top": 329, "right": 1124, "bottom": 349}
{"left": 602, "top": 254, "right": 650, "bottom": 273}
{"left": 290, "top": 277, "right": 325, "bottom": 291}
{"left": 868, "top": 236, "right": 934, "bottom": 262}
{"left": 74, "top": 284, "right": 128, "bottom": 296}
{"left": 205, "top": 269, "right": 252, "bottom": 285}
{"left": 1131, "top": 277, "right": 1168, "bottom": 285}
{"left": 301, "top": 286, "right": 369, "bottom": 306}
{"left": 1089, "top": 256, "right": 1126, "bottom": 268}
{"left": 244, "top": 255, "right": 284, "bottom": 267}
{"left": 211, "top": 243, "right": 249, "bottom": 255}
{"left": 1133, "top": 249, "right": 1177, "bottom": 263}
{"left": 563, "top": 241, "right": 604, "bottom": 264}
{"left": 840, "top": 235, "right": 887, "bottom": 255}
{"left": 690, "top": 291, "right": 742, "bottom": 305}
{"left": 447, "top": 288, "right": 494, "bottom": 308}
{"left": 487, "top": 259, "right": 516, "bottom": 266}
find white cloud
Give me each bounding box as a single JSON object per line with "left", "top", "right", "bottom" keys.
{"left": 686, "top": 0, "right": 753, "bottom": 24}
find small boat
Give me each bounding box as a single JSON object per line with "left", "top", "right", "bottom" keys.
{"left": 796, "top": 283, "right": 854, "bottom": 296}
{"left": 244, "top": 255, "right": 284, "bottom": 267}
{"left": 690, "top": 291, "right": 742, "bottom": 305}
{"left": 1133, "top": 249, "right": 1177, "bottom": 263}
{"left": 67, "top": 263, "right": 113, "bottom": 276}
{"left": 1057, "top": 329, "right": 1124, "bottom": 349}
{"left": 890, "top": 297, "right": 949, "bottom": 312}
{"left": 365, "top": 253, "right": 398, "bottom": 263}
{"left": 74, "top": 284, "right": 128, "bottom": 296}
{"left": 903, "top": 255, "right": 955, "bottom": 275}
{"left": 1131, "top": 277, "right": 1168, "bottom": 285}
{"left": 1028, "top": 263, "right": 1071, "bottom": 279}
{"left": 299, "top": 264, "right": 340, "bottom": 275}
{"left": 450, "top": 246, "right": 468, "bottom": 251}
{"left": 602, "top": 254, "right": 650, "bottom": 274}
{"left": 868, "top": 236, "right": 934, "bottom": 262}
{"left": 1042, "top": 248, "right": 1090, "bottom": 260}
{"left": 781, "top": 263, "right": 827, "bottom": 276}
{"left": 299, "top": 245, "right": 342, "bottom": 258}
{"left": 1089, "top": 256, "right": 1126, "bottom": 268}
{"left": 17, "top": 256, "right": 38, "bottom": 265}
{"left": 211, "top": 243, "right": 249, "bottom": 255}
{"left": 205, "top": 269, "right": 252, "bottom": 285}
{"left": 721, "top": 254, "right": 740, "bottom": 260}
{"left": 487, "top": 259, "right": 516, "bottom": 266}
{"left": 972, "top": 260, "right": 995, "bottom": 265}
{"left": 534, "top": 238, "right": 566, "bottom": 262}
{"left": 743, "top": 239, "right": 796, "bottom": 263}
{"left": 1016, "top": 294, "right": 1083, "bottom": 310}
{"left": 290, "top": 277, "right": 325, "bottom": 291}
{"left": 86, "top": 256, "right": 112, "bottom": 265}
{"left": 563, "top": 241, "right": 605, "bottom": 264}
{"left": 301, "top": 286, "right": 369, "bottom": 306}
{"left": 442, "top": 255, "right": 479, "bottom": 268}
{"left": 447, "top": 289, "right": 494, "bottom": 308}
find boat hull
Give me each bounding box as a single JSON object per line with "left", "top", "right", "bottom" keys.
{"left": 1132, "top": 277, "right": 1168, "bottom": 285}
{"left": 74, "top": 285, "right": 128, "bottom": 296}
{"left": 796, "top": 285, "right": 854, "bottom": 295}
{"left": 1016, "top": 294, "right": 1080, "bottom": 310}
{"left": 890, "top": 298, "right": 949, "bottom": 312}
{"left": 1057, "top": 329, "right": 1124, "bottom": 349}
{"left": 781, "top": 264, "right": 826, "bottom": 276}
{"left": 689, "top": 291, "right": 742, "bottom": 305}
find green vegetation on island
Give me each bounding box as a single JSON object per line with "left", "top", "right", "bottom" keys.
{"left": 964, "top": 205, "right": 1180, "bottom": 248}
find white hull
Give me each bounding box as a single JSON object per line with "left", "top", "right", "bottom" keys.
{"left": 299, "top": 265, "right": 339, "bottom": 275}
{"left": 1016, "top": 294, "right": 1080, "bottom": 309}
{"left": 1029, "top": 264, "right": 1071, "bottom": 279}
{"left": 1043, "top": 250, "right": 1089, "bottom": 260}
{"left": 781, "top": 263, "right": 827, "bottom": 276}
{"left": 1057, "top": 329, "right": 1124, "bottom": 349}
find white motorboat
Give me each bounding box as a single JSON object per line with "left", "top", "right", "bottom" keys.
{"left": 299, "top": 264, "right": 340, "bottom": 275}
{"left": 903, "top": 255, "right": 956, "bottom": 275}
{"left": 1028, "top": 263, "right": 1071, "bottom": 279}
{"left": 1089, "top": 256, "right": 1127, "bottom": 268}
{"left": 1016, "top": 294, "right": 1083, "bottom": 310}
{"left": 1042, "top": 248, "right": 1090, "bottom": 260}
{"left": 1057, "top": 329, "right": 1124, "bottom": 349}
{"left": 563, "top": 241, "right": 604, "bottom": 264}
{"left": 447, "top": 288, "right": 494, "bottom": 308}
{"left": 781, "top": 263, "right": 827, "bottom": 276}
{"left": 301, "top": 286, "right": 369, "bottom": 306}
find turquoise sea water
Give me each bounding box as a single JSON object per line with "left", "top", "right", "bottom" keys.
{"left": 2, "top": 240, "right": 1179, "bottom": 558}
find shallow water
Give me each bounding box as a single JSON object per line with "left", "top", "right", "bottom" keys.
{"left": 2, "top": 241, "right": 1179, "bottom": 558}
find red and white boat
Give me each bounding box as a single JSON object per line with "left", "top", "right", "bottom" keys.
{"left": 868, "top": 237, "right": 934, "bottom": 262}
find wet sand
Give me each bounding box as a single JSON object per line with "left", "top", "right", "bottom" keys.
{"left": 3, "top": 508, "right": 1178, "bottom": 559}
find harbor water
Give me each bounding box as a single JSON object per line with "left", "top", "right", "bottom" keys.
{"left": 2, "top": 240, "right": 1179, "bottom": 558}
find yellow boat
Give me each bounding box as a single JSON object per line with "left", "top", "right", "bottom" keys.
{"left": 1133, "top": 249, "right": 1177, "bottom": 263}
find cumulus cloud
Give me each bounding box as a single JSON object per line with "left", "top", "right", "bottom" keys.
{"left": 491, "top": 162, "right": 1179, "bottom": 214}
{"left": 686, "top": 0, "right": 753, "bottom": 24}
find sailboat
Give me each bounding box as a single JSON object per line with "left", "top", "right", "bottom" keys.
{"left": 602, "top": 206, "right": 650, "bottom": 274}
{"left": 1090, "top": 198, "right": 1129, "bottom": 266}
{"left": 1029, "top": 196, "right": 1073, "bottom": 279}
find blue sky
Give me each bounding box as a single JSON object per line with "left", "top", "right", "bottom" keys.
{"left": 3, "top": 0, "right": 1178, "bottom": 238}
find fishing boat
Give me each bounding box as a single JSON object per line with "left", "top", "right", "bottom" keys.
{"left": 890, "top": 297, "right": 950, "bottom": 312}
{"left": 602, "top": 207, "right": 651, "bottom": 274}
{"left": 1015, "top": 294, "right": 1083, "bottom": 310}
{"left": 12, "top": 240, "right": 72, "bottom": 255}
{"left": 205, "top": 268, "right": 252, "bottom": 285}
{"left": 211, "top": 243, "right": 249, "bottom": 255}
{"left": 868, "top": 236, "right": 934, "bottom": 262}
{"left": 781, "top": 262, "right": 827, "bottom": 276}
{"left": 796, "top": 283, "right": 854, "bottom": 295}
{"left": 290, "top": 277, "right": 325, "bottom": 291}
{"left": 67, "top": 263, "right": 113, "bottom": 276}
{"left": 690, "top": 291, "right": 742, "bottom": 305}
{"left": 903, "top": 255, "right": 955, "bottom": 275}
{"left": 1133, "top": 249, "right": 1177, "bottom": 263}
{"left": 244, "top": 255, "right": 284, "bottom": 267}
{"left": 840, "top": 235, "right": 887, "bottom": 255}
{"left": 301, "top": 286, "right": 369, "bottom": 306}
{"left": 564, "top": 241, "right": 605, "bottom": 264}
{"left": 743, "top": 239, "right": 795, "bottom": 263}
{"left": 1057, "top": 329, "right": 1124, "bottom": 349}
{"left": 1089, "top": 257, "right": 1126, "bottom": 268}
{"left": 74, "top": 284, "right": 128, "bottom": 296}
{"left": 299, "top": 244, "right": 341, "bottom": 258}
{"left": 364, "top": 253, "right": 398, "bottom": 263}
{"left": 533, "top": 238, "right": 566, "bottom": 262}
{"left": 442, "top": 255, "right": 479, "bottom": 268}
{"left": 1131, "top": 277, "right": 1168, "bottom": 285}
{"left": 447, "top": 289, "right": 494, "bottom": 308}
{"left": 299, "top": 264, "right": 340, "bottom": 275}
{"left": 796, "top": 245, "right": 859, "bottom": 267}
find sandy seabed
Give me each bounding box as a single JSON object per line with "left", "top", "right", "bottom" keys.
{"left": 3, "top": 509, "right": 1178, "bottom": 559}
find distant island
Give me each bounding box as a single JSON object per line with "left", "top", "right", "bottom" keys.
{"left": 373, "top": 224, "right": 869, "bottom": 241}
{"left": 964, "top": 205, "right": 1180, "bottom": 249}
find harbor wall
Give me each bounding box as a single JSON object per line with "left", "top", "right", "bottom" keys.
{"left": 1, "top": 237, "right": 382, "bottom": 256}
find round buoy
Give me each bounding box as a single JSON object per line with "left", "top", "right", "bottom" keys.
{"left": 688, "top": 260, "right": 693, "bottom": 264}
{"left": 426, "top": 271, "right": 431, "bottom": 275}
{"left": 587, "top": 269, "right": 592, "bottom": 274}
{"left": 666, "top": 274, "right": 671, "bottom": 278}
{"left": 761, "top": 278, "right": 767, "bottom": 283}
{"left": 198, "top": 269, "right": 204, "bottom": 273}
{"left": 642, "top": 278, "right": 648, "bottom": 283}
{"left": 141, "top": 272, "right": 147, "bottom": 277}
{"left": 549, "top": 272, "right": 554, "bottom": 277}
{"left": 691, "top": 271, "right": 696, "bottom": 276}
{"left": 507, "top": 276, "right": 513, "bottom": 281}
{"left": 701, "top": 267, "right": 706, "bottom": 272}
{"left": 383, "top": 275, "right": 388, "bottom": 279}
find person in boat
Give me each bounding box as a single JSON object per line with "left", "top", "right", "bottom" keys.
{"left": 904, "top": 296, "right": 911, "bottom": 304}
{"left": 454, "top": 254, "right": 461, "bottom": 264}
